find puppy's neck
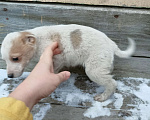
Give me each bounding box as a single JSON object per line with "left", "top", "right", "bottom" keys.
{"left": 28, "top": 29, "right": 54, "bottom": 61}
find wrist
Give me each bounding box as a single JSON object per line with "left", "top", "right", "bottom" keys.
{"left": 8, "top": 79, "right": 38, "bottom": 110}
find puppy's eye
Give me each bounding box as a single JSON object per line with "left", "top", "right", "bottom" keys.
{"left": 12, "top": 57, "right": 19, "bottom": 61}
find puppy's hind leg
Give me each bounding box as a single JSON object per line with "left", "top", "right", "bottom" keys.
{"left": 85, "top": 57, "right": 117, "bottom": 102}
{"left": 86, "top": 68, "right": 117, "bottom": 102}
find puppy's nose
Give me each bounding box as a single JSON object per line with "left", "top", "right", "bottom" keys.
{"left": 8, "top": 74, "right": 14, "bottom": 78}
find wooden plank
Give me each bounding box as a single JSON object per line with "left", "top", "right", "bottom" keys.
{"left": 13, "top": 0, "right": 150, "bottom": 8}
{"left": 35, "top": 104, "right": 124, "bottom": 120}
{"left": 0, "top": 2, "right": 150, "bottom": 58}
{"left": 113, "top": 57, "right": 150, "bottom": 78}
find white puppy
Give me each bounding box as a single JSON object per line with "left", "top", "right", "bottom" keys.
{"left": 1, "top": 24, "right": 135, "bottom": 101}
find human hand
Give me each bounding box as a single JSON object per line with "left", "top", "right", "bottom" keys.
{"left": 9, "top": 42, "right": 70, "bottom": 110}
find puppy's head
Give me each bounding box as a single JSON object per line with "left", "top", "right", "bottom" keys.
{"left": 1, "top": 32, "right": 36, "bottom": 78}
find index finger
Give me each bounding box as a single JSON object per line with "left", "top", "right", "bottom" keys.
{"left": 40, "top": 42, "right": 59, "bottom": 60}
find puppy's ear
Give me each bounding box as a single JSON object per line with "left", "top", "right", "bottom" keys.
{"left": 23, "top": 34, "right": 36, "bottom": 45}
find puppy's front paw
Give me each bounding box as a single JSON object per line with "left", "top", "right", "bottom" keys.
{"left": 94, "top": 94, "right": 108, "bottom": 102}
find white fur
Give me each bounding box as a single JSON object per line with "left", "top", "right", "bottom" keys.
{"left": 1, "top": 24, "right": 135, "bottom": 101}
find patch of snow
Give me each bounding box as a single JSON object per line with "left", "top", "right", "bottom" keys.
{"left": 83, "top": 101, "right": 111, "bottom": 118}
{"left": 0, "top": 84, "right": 9, "bottom": 97}
{"left": 19, "top": 72, "right": 30, "bottom": 79}
{"left": 130, "top": 83, "right": 150, "bottom": 120}
{"left": 65, "top": 92, "right": 93, "bottom": 106}
{"left": 134, "top": 83, "right": 150, "bottom": 103}
{"left": 117, "top": 81, "right": 131, "bottom": 94}
{"left": 34, "top": 103, "right": 51, "bottom": 120}
{"left": 0, "top": 69, "right": 7, "bottom": 84}
{"left": 127, "top": 77, "right": 150, "bottom": 84}
{"left": 0, "top": 69, "right": 9, "bottom": 97}
{"left": 138, "top": 104, "right": 150, "bottom": 120}
{"left": 51, "top": 74, "right": 95, "bottom": 106}
{"left": 96, "top": 86, "right": 105, "bottom": 94}
{"left": 113, "top": 93, "right": 124, "bottom": 109}
{"left": 121, "top": 77, "right": 150, "bottom": 120}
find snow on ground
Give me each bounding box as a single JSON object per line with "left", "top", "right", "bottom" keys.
{"left": 0, "top": 69, "right": 10, "bottom": 98}
{"left": 34, "top": 103, "right": 51, "bottom": 120}
{"left": 0, "top": 69, "right": 150, "bottom": 120}
{"left": 83, "top": 100, "right": 112, "bottom": 118}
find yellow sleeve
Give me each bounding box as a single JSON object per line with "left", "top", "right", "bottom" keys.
{"left": 0, "top": 97, "right": 33, "bottom": 120}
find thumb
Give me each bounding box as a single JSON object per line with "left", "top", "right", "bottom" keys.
{"left": 57, "top": 71, "right": 71, "bottom": 82}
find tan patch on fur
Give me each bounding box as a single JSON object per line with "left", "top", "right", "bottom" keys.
{"left": 70, "top": 29, "right": 82, "bottom": 49}
{"left": 10, "top": 32, "right": 35, "bottom": 65}
{"left": 50, "top": 33, "right": 63, "bottom": 50}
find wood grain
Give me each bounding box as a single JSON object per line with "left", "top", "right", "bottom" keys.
{"left": 12, "top": 0, "right": 150, "bottom": 8}
{"left": 0, "top": 2, "right": 150, "bottom": 57}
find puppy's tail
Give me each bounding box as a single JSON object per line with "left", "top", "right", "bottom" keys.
{"left": 115, "top": 38, "right": 136, "bottom": 58}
